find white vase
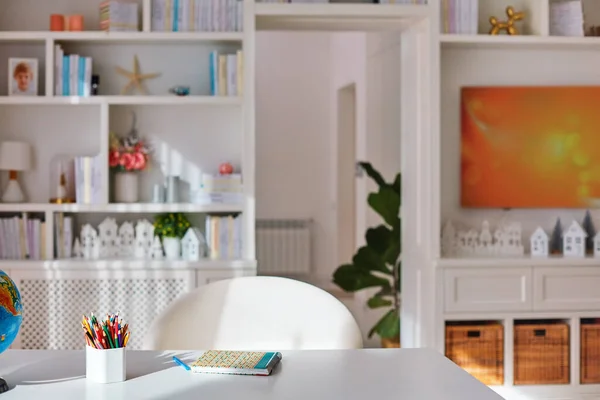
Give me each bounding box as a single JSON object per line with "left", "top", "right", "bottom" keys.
{"left": 114, "top": 172, "right": 139, "bottom": 203}
{"left": 163, "top": 237, "right": 181, "bottom": 260}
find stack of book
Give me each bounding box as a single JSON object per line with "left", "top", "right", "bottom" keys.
{"left": 0, "top": 213, "right": 46, "bottom": 260}
{"left": 54, "top": 45, "right": 93, "bottom": 96}
{"left": 54, "top": 213, "right": 73, "bottom": 259}
{"left": 74, "top": 155, "right": 103, "bottom": 204}
{"left": 151, "top": 0, "right": 243, "bottom": 32}
{"left": 550, "top": 0, "right": 584, "bottom": 36}
{"left": 193, "top": 173, "right": 243, "bottom": 205}
{"left": 440, "top": 0, "right": 478, "bottom": 34}
{"left": 209, "top": 50, "right": 243, "bottom": 97}
{"left": 205, "top": 215, "right": 243, "bottom": 259}
{"left": 100, "top": 0, "right": 139, "bottom": 31}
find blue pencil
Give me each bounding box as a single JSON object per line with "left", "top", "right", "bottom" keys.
{"left": 173, "top": 356, "right": 191, "bottom": 371}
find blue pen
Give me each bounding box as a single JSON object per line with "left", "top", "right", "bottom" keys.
{"left": 173, "top": 356, "right": 191, "bottom": 371}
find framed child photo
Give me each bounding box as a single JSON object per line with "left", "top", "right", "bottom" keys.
{"left": 8, "top": 58, "right": 38, "bottom": 96}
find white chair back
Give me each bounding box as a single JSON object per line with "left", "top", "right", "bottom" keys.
{"left": 143, "top": 276, "right": 363, "bottom": 350}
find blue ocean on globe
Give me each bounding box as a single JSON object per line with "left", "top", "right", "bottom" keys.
{"left": 0, "top": 271, "right": 23, "bottom": 354}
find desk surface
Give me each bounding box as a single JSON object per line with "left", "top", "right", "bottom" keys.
{"left": 0, "top": 349, "right": 502, "bottom": 400}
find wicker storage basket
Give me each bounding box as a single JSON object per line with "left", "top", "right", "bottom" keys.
{"left": 514, "top": 323, "right": 569, "bottom": 385}
{"left": 581, "top": 323, "right": 600, "bottom": 384}
{"left": 445, "top": 323, "right": 504, "bottom": 385}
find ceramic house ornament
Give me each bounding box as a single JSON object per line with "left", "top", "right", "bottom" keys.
{"left": 181, "top": 227, "right": 207, "bottom": 261}
{"left": 118, "top": 222, "right": 135, "bottom": 257}
{"left": 151, "top": 236, "right": 164, "bottom": 259}
{"left": 441, "top": 221, "right": 456, "bottom": 257}
{"left": 444, "top": 220, "right": 525, "bottom": 258}
{"left": 594, "top": 232, "right": 600, "bottom": 257}
{"left": 563, "top": 220, "right": 587, "bottom": 258}
{"left": 98, "top": 217, "right": 119, "bottom": 257}
{"left": 134, "top": 219, "right": 154, "bottom": 259}
{"left": 72, "top": 238, "right": 82, "bottom": 258}
{"left": 80, "top": 224, "right": 99, "bottom": 259}
{"left": 530, "top": 227, "right": 549, "bottom": 257}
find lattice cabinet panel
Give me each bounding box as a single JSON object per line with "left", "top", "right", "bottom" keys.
{"left": 12, "top": 269, "right": 195, "bottom": 350}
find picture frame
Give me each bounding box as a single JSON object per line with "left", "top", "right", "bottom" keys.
{"left": 8, "top": 58, "right": 38, "bottom": 96}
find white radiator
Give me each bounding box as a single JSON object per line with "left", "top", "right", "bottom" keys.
{"left": 256, "top": 219, "right": 311, "bottom": 275}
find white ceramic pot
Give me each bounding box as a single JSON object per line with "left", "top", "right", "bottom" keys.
{"left": 114, "top": 172, "right": 139, "bottom": 203}
{"left": 162, "top": 237, "right": 181, "bottom": 260}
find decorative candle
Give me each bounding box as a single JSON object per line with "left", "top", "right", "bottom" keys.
{"left": 68, "top": 15, "right": 84, "bottom": 31}
{"left": 50, "top": 14, "right": 65, "bottom": 31}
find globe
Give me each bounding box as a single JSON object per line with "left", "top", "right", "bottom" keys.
{"left": 0, "top": 271, "right": 22, "bottom": 354}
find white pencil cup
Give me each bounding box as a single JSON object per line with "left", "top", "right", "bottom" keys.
{"left": 86, "top": 346, "right": 126, "bottom": 383}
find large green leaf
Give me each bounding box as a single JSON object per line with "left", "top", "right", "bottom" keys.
{"left": 366, "top": 225, "right": 400, "bottom": 266}
{"left": 352, "top": 246, "right": 391, "bottom": 274}
{"left": 333, "top": 264, "right": 391, "bottom": 292}
{"left": 359, "top": 162, "right": 387, "bottom": 188}
{"left": 368, "top": 186, "right": 400, "bottom": 228}
{"left": 368, "top": 309, "right": 400, "bottom": 339}
{"left": 367, "top": 296, "right": 392, "bottom": 309}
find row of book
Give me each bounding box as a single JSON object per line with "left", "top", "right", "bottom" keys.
{"left": 210, "top": 50, "right": 243, "bottom": 96}
{"left": 205, "top": 215, "right": 243, "bottom": 259}
{"left": 54, "top": 214, "right": 74, "bottom": 259}
{"left": 101, "top": 0, "right": 139, "bottom": 32}
{"left": 0, "top": 214, "right": 47, "bottom": 260}
{"left": 193, "top": 173, "right": 243, "bottom": 205}
{"left": 440, "top": 0, "right": 478, "bottom": 35}
{"left": 54, "top": 45, "right": 93, "bottom": 96}
{"left": 75, "top": 155, "right": 103, "bottom": 204}
{"left": 152, "top": 0, "right": 243, "bottom": 32}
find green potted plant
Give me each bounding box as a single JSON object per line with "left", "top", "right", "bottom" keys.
{"left": 332, "top": 162, "right": 401, "bottom": 347}
{"left": 153, "top": 213, "right": 191, "bottom": 260}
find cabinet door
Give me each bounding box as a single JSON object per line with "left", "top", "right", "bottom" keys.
{"left": 196, "top": 269, "right": 256, "bottom": 286}
{"left": 534, "top": 267, "right": 600, "bottom": 311}
{"left": 11, "top": 269, "right": 195, "bottom": 350}
{"left": 444, "top": 268, "right": 533, "bottom": 313}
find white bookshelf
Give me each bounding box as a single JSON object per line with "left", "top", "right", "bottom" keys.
{"left": 434, "top": 0, "right": 600, "bottom": 397}
{"left": 0, "top": 0, "right": 255, "bottom": 267}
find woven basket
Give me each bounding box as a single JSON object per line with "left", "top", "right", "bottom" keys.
{"left": 445, "top": 323, "right": 504, "bottom": 385}
{"left": 581, "top": 323, "right": 600, "bottom": 384}
{"left": 514, "top": 323, "right": 569, "bottom": 385}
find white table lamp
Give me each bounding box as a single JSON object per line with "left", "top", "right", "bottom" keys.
{"left": 0, "top": 141, "right": 31, "bottom": 203}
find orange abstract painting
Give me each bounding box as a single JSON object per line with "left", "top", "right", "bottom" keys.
{"left": 461, "top": 87, "right": 600, "bottom": 208}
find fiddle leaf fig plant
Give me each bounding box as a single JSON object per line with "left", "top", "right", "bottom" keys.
{"left": 333, "top": 162, "right": 401, "bottom": 340}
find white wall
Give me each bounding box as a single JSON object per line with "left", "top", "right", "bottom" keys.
{"left": 256, "top": 31, "right": 402, "bottom": 348}
{"left": 255, "top": 32, "right": 334, "bottom": 282}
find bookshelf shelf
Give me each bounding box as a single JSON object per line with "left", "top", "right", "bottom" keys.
{"left": 0, "top": 258, "right": 257, "bottom": 270}
{"left": 0, "top": 96, "right": 242, "bottom": 106}
{"left": 255, "top": 3, "right": 431, "bottom": 31}
{"left": 0, "top": 31, "right": 244, "bottom": 43}
{"left": 440, "top": 33, "right": 600, "bottom": 49}
{"left": 0, "top": 203, "right": 244, "bottom": 213}
{"left": 436, "top": 256, "right": 600, "bottom": 269}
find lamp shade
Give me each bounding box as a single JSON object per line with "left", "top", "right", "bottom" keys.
{"left": 0, "top": 141, "right": 31, "bottom": 171}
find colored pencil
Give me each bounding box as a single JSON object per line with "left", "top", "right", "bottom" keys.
{"left": 82, "top": 313, "right": 130, "bottom": 349}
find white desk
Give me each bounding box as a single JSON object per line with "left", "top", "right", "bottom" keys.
{"left": 0, "top": 349, "right": 502, "bottom": 399}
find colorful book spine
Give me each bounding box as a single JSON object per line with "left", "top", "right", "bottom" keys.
{"left": 209, "top": 51, "right": 243, "bottom": 97}
{"left": 151, "top": 0, "right": 243, "bottom": 32}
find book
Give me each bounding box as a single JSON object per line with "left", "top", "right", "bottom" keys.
{"left": 189, "top": 350, "right": 282, "bottom": 376}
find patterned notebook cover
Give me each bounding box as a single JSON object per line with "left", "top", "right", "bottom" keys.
{"left": 190, "top": 350, "right": 282, "bottom": 376}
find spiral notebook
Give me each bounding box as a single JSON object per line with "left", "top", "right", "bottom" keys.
{"left": 189, "top": 350, "right": 282, "bottom": 376}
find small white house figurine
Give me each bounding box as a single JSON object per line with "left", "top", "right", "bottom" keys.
{"left": 563, "top": 220, "right": 587, "bottom": 258}
{"left": 530, "top": 227, "right": 549, "bottom": 257}
{"left": 118, "top": 222, "right": 135, "bottom": 257}
{"left": 593, "top": 232, "right": 600, "bottom": 257}
{"left": 134, "top": 219, "right": 154, "bottom": 259}
{"left": 98, "top": 217, "right": 119, "bottom": 258}
{"left": 80, "top": 224, "right": 98, "bottom": 259}
{"left": 151, "top": 236, "right": 164, "bottom": 259}
{"left": 72, "top": 238, "right": 82, "bottom": 258}
{"left": 181, "top": 227, "right": 206, "bottom": 261}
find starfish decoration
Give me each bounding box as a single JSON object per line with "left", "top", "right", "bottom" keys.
{"left": 115, "top": 55, "right": 160, "bottom": 95}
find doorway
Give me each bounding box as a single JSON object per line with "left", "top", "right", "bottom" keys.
{"left": 336, "top": 83, "right": 357, "bottom": 267}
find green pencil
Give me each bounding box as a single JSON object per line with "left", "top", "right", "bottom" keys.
{"left": 102, "top": 325, "right": 114, "bottom": 348}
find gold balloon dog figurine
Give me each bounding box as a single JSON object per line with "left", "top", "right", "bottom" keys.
{"left": 489, "top": 6, "right": 525, "bottom": 35}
